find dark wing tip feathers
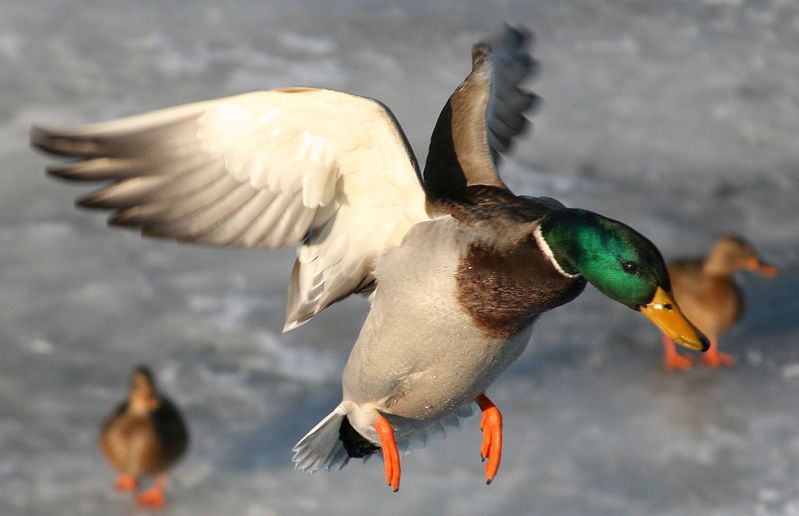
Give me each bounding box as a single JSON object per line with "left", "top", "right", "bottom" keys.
{"left": 45, "top": 162, "right": 80, "bottom": 180}
{"left": 30, "top": 125, "right": 104, "bottom": 159}
{"left": 76, "top": 191, "right": 114, "bottom": 210}
{"left": 500, "top": 23, "right": 533, "bottom": 54}
{"left": 479, "top": 24, "right": 539, "bottom": 96}
{"left": 477, "top": 24, "right": 541, "bottom": 157}
{"left": 32, "top": 126, "right": 117, "bottom": 190}
{"left": 472, "top": 23, "right": 533, "bottom": 65}
{"left": 31, "top": 126, "right": 135, "bottom": 225}
{"left": 29, "top": 125, "right": 56, "bottom": 153}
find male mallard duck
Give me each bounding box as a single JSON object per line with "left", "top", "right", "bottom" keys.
{"left": 33, "top": 25, "right": 706, "bottom": 491}
{"left": 661, "top": 235, "right": 777, "bottom": 370}
{"left": 100, "top": 366, "right": 189, "bottom": 508}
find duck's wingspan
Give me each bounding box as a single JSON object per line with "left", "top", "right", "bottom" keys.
{"left": 423, "top": 24, "right": 539, "bottom": 206}
{"left": 31, "top": 88, "right": 429, "bottom": 330}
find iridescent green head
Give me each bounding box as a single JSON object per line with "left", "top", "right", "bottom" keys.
{"left": 537, "top": 208, "right": 708, "bottom": 351}
{"left": 538, "top": 209, "right": 668, "bottom": 309}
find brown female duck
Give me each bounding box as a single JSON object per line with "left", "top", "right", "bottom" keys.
{"left": 100, "top": 365, "right": 189, "bottom": 508}
{"left": 662, "top": 235, "right": 777, "bottom": 370}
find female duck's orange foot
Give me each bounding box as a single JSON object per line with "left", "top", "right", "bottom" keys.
{"left": 476, "top": 394, "right": 502, "bottom": 485}
{"left": 702, "top": 336, "right": 734, "bottom": 368}
{"left": 114, "top": 473, "right": 137, "bottom": 491}
{"left": 375, "top": 414, "right": 400, "bottom": 492}
{"left": 136, "top": 474, "right": 167, "bottom": 508}
{"left": 665, "top": 351, "right": 694, "bottom": 371}
{"left": 136, "top": 485, "right": 166, "bottom": 509}
{"left": 703, "top": 350, "right": 735, "bottom": 368}
{"left": 662, "top": 334, "right": 693, "bottom": 371}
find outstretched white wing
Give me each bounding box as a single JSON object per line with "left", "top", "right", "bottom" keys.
{"left": 32, "top": 88, "right": 429, "bottom": 330}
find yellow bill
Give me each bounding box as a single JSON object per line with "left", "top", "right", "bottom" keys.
{"left": 640, "top": 286, "right": 709, "bottom": 351}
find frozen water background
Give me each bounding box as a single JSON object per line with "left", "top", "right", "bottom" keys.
{"left": 2, "top": 0, "right": 798, "bottom": 514}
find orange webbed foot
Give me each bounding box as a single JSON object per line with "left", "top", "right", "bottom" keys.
{"left": 476, "top": 394, "right": 502, "bottom": 485}
{"left": 136, "top": 474, "right": 167, "bottom": 508}
{"left": 665, "top": 351, "right": 694, "bottom": 371}
{"left": 114, "top": 473, "right": 137, "bottom": 492}
{"left": 136, "top": 488, "right": 165, "bottom": 509}
{"left": 702, "top": 336, "right": 734, "bottom": 368}
{"left": 375, "top": 414, "right": 400, "bottom": 492}
{"left": 662, "top": 334, "right": 694, "bottom": 372}
{"left": 703, "top": 350, "right": 735, "bottom": 368}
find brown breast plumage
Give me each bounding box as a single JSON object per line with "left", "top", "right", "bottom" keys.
{"left": 456, "top": 234, "right": 586, "bottom": 339}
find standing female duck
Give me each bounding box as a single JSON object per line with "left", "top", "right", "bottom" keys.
{"left": 100, "top": 366, "right": 188, "bottom": 508}
{"left": 661, "top": 235, "right": 777, "bottom": 370}
{"left": 33, "top": 25, "right": 705, "bottom": 491}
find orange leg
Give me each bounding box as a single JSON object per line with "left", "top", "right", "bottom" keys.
{"left": 375, "top": 414, "right": 400, "bottom": 492}
{"left": 114, "top": 473, "right": 137, "bottom": 491}
{"left": 136, "top": 473, "right": 167, "bottom": 509}
{"left": 702, "top": 335, "right": 734, "bottom": 368}
{"left": 476, "top": 394, "right": 502, "bottom": 485}
{"left": 662, "top": 333, "right": 694, "bottom": 371}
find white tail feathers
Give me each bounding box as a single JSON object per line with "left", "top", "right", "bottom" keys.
{"left": 292, "top": 402, "right": 353, "bottom": 472}
{"left": 292, "top": 400, "right": 477, "bottom": 474}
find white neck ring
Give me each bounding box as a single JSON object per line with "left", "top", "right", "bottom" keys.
{"left": 533, "top": 224, "right": 581, "bottom": 279}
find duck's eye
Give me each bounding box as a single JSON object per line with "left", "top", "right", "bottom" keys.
{"left": 622, "top": 261, "right": 639, "bottom": 275}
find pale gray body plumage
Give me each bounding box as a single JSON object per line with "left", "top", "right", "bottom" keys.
{"left": 343, "top": 217, "right": 536, "bottom": 442}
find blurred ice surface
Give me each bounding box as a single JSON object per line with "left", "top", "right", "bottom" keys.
{"left": 1, "top": 0, "right": 798, "bottom": 514}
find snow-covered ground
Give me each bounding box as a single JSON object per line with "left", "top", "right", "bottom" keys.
{"left": 2, "top": 1, "right": 798, "bottom": 514}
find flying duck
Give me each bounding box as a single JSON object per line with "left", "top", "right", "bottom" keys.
{"left": 661, "top": 235, "right": 777, "bottom": 370}
{"left": 32, "top": 25, "right": 707, "bottom": 491}
{"left": 99, "top": 366, "right": 189, "bottom": 508}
